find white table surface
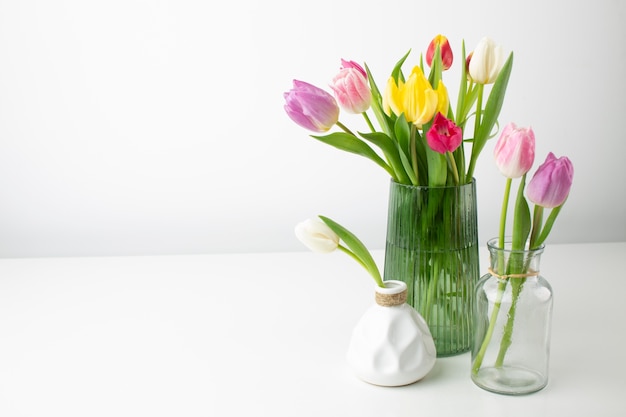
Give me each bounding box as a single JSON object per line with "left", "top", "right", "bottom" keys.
{"left": 1, "top": 242, "right": 624, "bottom": 417}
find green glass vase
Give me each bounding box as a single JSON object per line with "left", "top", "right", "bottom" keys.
{"left": 383, "top": 179, "right": 479, "bottom": 356}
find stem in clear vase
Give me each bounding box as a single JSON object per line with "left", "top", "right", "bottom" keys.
{"left": 494, "top": 277, "right": 525, "bottom": 367}
{"left": 471, "top": 279, "right": 507, "bottom": 374}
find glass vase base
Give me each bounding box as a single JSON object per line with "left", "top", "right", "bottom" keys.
{"left": 434, "top": 347, "right": 470, "bottom": 358}
{"left": 471, "top": 366, "right": 547, "bottom": 395}
{"left": 430, "top": 325, "right": 471, "bottom": 357}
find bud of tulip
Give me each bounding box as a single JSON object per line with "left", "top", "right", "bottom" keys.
{"left": 426, "top": 112, "right": 462, "bottom": 154}
{"left": 383, "top": 66, "right": 438, "bottom": 127}
{"left": 468, "top": 37, "right": 505, "bottom": 84}
{"left": 426, "top": 34, "right": 453, "bottom": 70}
{"left": 330, "top": 59, "right": 372, "bottom": 114}
{"left": 284, "top": 80, "right": 340, "bottom": 132}
{"left": 339, "top": 59, "right": 367, "bottom": 79}
{"left": 527, "top": 153, "right": 574, "bottom": 208}
{"left": 493, "top": 122, "right": 536, "bottom": 178}
{"left": 295, "top": 218, "right": 340, "bottom": 253}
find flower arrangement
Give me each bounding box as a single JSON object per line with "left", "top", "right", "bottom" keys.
{"left": 471, "top": 122, "right": 574, "bottom": 375}
{"left": 286, "top": 35, "right": 517, "bottom": 356}
{"left": 284, "top": 35, "right": 514, "bottom": 187}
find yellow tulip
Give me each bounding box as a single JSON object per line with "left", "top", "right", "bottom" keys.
{"left": 435, "top": 80, "right": 449, "bottom": 116}
{"left": 383, "top": 66, "right": 438, "bottom": 127}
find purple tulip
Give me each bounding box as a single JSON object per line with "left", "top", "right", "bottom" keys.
{"left": 493, "top": 122, "right": 536, "bottom": 178}
{"left": 527, "top": 152, "right": 574, "bottom": 208}
{"left": 426, "top": 112, "right": 462, "bottom": 154}
{"left": 330, "top": 59, "right": 372, "bottom": 114}
{"left": 284, "top": 80, "right": 339, "bottom": 132}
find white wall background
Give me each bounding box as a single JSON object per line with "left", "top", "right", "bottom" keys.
{"left": 0, "top": 0, "right": 624, "bottom": 258}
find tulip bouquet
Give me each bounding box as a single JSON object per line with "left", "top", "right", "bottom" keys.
{"left": 284, "top": 35, "right": 513, "bottom": 187}
{"left": 286, "top": 35, "right": 516, "bottom": 355}
{"left": 471, "top": 122, "right": 574, "bottom": 375}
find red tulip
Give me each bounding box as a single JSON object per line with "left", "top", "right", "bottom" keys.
{"left": 426, "top": 112, "right": 463, "bottom": 154}
{"left": 426, "top": 34, "right": 453, "bottom": 71}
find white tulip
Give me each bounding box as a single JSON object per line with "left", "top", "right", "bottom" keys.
{"left": 295, "top": 218, "right": 340, "bottom": 253}
{"left": 469, "top": 37, "right": 505, "bottom": 84}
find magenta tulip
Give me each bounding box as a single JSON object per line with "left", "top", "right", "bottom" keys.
{"left": 493, "top": 122, "right": 536, "bottom": 178}
{"left": 527, "top": 152, "right": 574, "bottom": 208}
{"left": 330, "top": 60, "right": 372, "bottom": 114}
{"left": 284, "top": 80, "right": 340, "bottom": 132}
{"left": 426, "top": 112, "right": 463, "bottom": 154}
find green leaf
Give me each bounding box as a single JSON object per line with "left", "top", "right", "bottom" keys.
{"left": 396, "top": 141, "right": 418, "bottom": 185}
{"left": 425, "top": 141, "right": 447, "bottom": 187}
{"left": 318, "top": 215, "right": 384, "bottom": 287}
{"left": 359, "top": 131, "right": 410, "bottom": 184}
{"left": 364, "top": 63, "right": 395, "bottom": 138}
{"left": 472, "top": 52, "right": 514, "bottom": 158}
{"left": 533, "top": 203, "right": 565, "bottom": 248}
{"left": 512, "top": 175, "right": 531, "bottom": 250}
{"left": 427, "top": 44, "right": 442, "bottom": 89}
{"left": 310, "top": 132, "right": 396, "bottom": 179}
{"left": 394, "top": 113, "right": 411, "bottom": 156}
{"left": 391, "top": 49, "right": 412, "bottom": 83}
{"left": 455, "top": 40, "right": 468, "bottom": 126}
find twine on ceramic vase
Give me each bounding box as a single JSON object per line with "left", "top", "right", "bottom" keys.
{"left": 375, "top": 289, "right": 407, "bottom": 307}
{"left": 487, "top": 268, "right": 539, "bottom": 279}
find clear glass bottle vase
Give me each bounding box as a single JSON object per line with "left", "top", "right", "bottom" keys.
{"left": 471, "top": 238, "right": 553, "bottom": 395}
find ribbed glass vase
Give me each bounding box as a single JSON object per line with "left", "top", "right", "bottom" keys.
{"left": 383, "top": 179, "right": 479, "bottom": 356}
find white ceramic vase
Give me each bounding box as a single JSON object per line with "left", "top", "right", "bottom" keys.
{"left": 347, "top": 280, "right": 437, "bottom": 386}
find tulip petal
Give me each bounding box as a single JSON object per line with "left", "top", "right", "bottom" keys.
{"left": 295, "top": 218, "right": 339, "bottom": 253}
{"left": 527, "top": 153, "right": 574, "bottom": 208}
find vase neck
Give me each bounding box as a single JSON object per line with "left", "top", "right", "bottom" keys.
{"left": 375, "top": 280, "right": 407, "bottom": 306}
{"left": 487, "top": 238, "right": 544, "bottom": 277}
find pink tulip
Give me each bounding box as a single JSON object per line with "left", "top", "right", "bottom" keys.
{"left": 426, "top": 112, "right": 462, "bottom": 154}
{"left": 527, "top": 152, "right": 574, "bottom": 208}
{"left": 339, "top": 59, "right": 367, "bottom": 78}
{"left": 284, "top": 80, "right": 339, "bottom": 132}
{"left": 426, "top": 34, "right": 454, "bottom": 71}
{"left": 493, "top": 122, "right": 536, "bottom": 178}
{"left": 330, "top": 60, "right": 372, "bottom": 114}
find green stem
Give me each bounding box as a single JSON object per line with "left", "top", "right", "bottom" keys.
{"left": 337, "top": 244, "right": 366, "bottom": 269}
{"left": 495, "top": 278, "right": 524, "bottom": 367}
{"left": 472, "top": 280, "right": 507, "bottom": 374}
{"left": 410, "top": 124, "right": 419, "bottom": 185}
{"left": 336, "top": 120, "right": 356, "bottom": 136}
{"left": 533, "top": 204, "right": 564, "bottom": 248}
{"left": 465, "top": 84, "right": 484, "bottom": 180}
{"left": 337, "top": 244, "right": 384, "bottom": 288}
{"left": 494, "top": 175, "right": 531, "bottom": 365}
{"left": 472, "top": 178, "right": 511, "bottom": 373}
{"left": 529, "top": 205, "right": 544, "bottom": 249}
{"left": 499, "top": 178, "right": 512, "bottom": 255}
{"left": 423, "top": 250, "right": 440, "bottom": 323}
{"left": 446, "top": 151, "right": 460, "bottom": 185}
{"left": 362, "top": 112, "right": 376, "bottom": 133}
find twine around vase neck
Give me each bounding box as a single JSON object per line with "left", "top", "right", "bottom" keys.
{"left": 375, "top": 288, "right": 407, "bottom": 307}
{"left": 487, "top": 268, "right": 539, "bottom": 279}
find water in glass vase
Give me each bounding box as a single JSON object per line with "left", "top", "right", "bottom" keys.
{"left": 383, "top": 179, "right": 480, "bottom": 356}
